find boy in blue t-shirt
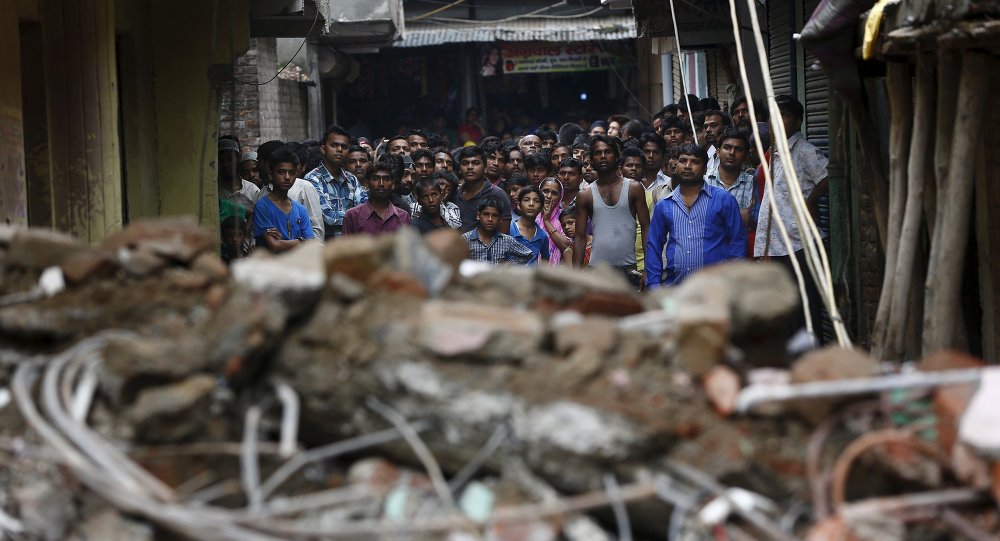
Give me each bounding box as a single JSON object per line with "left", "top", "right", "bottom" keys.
{"left": 254, "top": 148, "right": 315, "bottom": 252}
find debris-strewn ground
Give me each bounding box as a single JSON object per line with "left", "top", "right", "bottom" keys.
{"left": 0, "top": 218, "right": 996, "bottom": 541}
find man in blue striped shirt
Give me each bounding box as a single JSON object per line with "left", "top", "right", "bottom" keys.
{"left": 645, "top": 144, "right": 747, "bottom": 287}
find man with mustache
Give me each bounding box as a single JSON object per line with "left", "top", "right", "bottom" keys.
{"left": 573, "top": 135, "right": 650, "bottom": 289}
{"left": 645, "top": 143, "right": 746, "bottom": 287}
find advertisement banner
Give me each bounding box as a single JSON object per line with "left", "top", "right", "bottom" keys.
{"left": 499, "top": 43, "right": 618, "bottom": 75}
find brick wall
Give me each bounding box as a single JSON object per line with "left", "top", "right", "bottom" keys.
{"left": 219, "top": 38, "right": 262, "bottom": 151}
{"left": 219, "top": 37, "right": 312, "bottom": 152}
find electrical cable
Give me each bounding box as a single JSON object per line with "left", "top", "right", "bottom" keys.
{"left": 744, "top": 0, "right": 850, "bottom": 347}
{"left": 408, "top": 0, "right": 467, "bottom": 21}
{"left": 667, "top": 0, "right": 700, "bottom": 144}
{"left": 233, "top": 7, "right": 321, "bottom": 86}
{"left": 726, "top": 0, "right": 851, "bottom": 347}
{"left": 422, "top": 0, "right": 573, "bottom": 23}
{"left": 423, "top": 6, "right": 606, "bottom": 23}
{"left": 723, "top": 0, "right": 813, "bottom": 337}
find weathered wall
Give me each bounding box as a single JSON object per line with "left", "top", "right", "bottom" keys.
{"left": 219, "top": 38, "right": 263, "bottom": 150}
{"left": 220, "top": 37, "right": 312, "bottom": 151}
{"left": 149, "top": 0, "right": 249, "bottom": 232}
{"left": 0, "top": 0, "right": 29, "bottom": 226}
{"left": 273, "top": 79, "right": 310, "bottom": 143}
{"left": 41, "top": 0, "right": 123, "bottom": 243}
{"left": 116, "top": 0, "right": 161, "bottom": 221}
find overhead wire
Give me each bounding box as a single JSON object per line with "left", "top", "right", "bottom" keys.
{"left": 408, "top": 0, "right": 467, "bottom": 21}
{"left": 233, "top": 7, "right": 321, "bottom": 86}
{"left": 725, "top": 0, "right": 851, "bottom": 347}
{"left": 423, "top": 0, "right": 574, "bottom": 23}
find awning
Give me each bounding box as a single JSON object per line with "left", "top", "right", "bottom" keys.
{"left": 394, "top": 15, "right": 637, "bottom": 48}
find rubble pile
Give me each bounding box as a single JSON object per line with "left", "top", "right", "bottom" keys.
{"left": 0, "top": 218, "right": 997, "bottom": 540}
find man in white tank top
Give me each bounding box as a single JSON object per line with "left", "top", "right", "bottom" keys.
{"left": 573, "top": 135, "right": 650, "bottom": 288}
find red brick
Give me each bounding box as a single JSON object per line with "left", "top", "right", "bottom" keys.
{"left": 568, "top": 291, "right": 644, "bottom": 317}
{"left": 919, "top": 350, "right": 985, "bottom": 372}
{"left": 935, "top": 383, "right": 977, "bottom": 451}
{"left": 992, "top": 462, "right": 1000, "bottom": 505}
{"left": 703, "top": 365, "right": 741, "bottom": 417}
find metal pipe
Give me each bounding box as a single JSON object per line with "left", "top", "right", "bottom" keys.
{"left": 735, "top": 368, "right": 984, "bottom": 413}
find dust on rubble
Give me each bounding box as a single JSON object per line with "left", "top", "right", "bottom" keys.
{"left": 0, "top": 220, "right": 996, "bottom": 541}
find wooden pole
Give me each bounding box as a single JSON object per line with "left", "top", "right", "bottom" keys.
{"left": 886, "top": 54, "right": 934, "bottom": 359}
{"left": 872, "top": 62, "right": 912, "bottom": 358}
{"left": 926, "top": 49, "right": 960, "bottom": 236}
{"left": 924, "top": 50, "right": 991, "bottom": 353}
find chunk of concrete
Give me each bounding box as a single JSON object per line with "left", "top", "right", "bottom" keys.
{"left": 420, "top": 300, "right": 545, "bottom": 362}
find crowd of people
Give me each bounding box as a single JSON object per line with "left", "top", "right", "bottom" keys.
{"left": 217, "top": 93, "right": 829, "bottom": 330}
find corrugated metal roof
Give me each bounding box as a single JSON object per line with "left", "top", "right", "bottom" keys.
{"left": 395, "top": 15, "right": 637, "bottom": 47}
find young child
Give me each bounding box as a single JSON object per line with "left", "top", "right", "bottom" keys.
{"left": 253, "top": 148, "right": 315, "bottom": 253}
{"left": 410, "top": 171, "right": 461, "bottom": 228}
{"left": 504, "top": 173, "right": 530, "bottom": 222}
{"left": 220, "top": 215, "right": 248, "bottom": 263}
{"left": 462, "top": 197, "right": 533, "bottom": 265}
{"left": 559, "top": 204, "right": 591, "bottom": 267}
{"left": 411, "top": 177, "right": 451, "bottom": 234}
{"left": 509, "top": 186, "right": 550, "bottom": 265}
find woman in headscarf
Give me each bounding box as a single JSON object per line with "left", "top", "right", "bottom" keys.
{"left": 537, "top": 176, "right": 572, "bottom": 266}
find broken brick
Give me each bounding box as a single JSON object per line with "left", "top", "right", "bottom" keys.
{"left": 790, "top": 346, "right": 879, "bottom": 423}
{"left": 60, "top": 251, "right": 118, "bottom": 284}
{"left": 423, "top": 228, "right": 468, "bottom": 272}
{"left": 703, "top": 365, "right": 741, "bottom": 417}
{"left": 420, "top": 300, "right": 544, "bottom": 361}
{"left": 5, "top": 228, "right": 87, "bottom": 270}
{"left": 324, "top": 234, "right": 393, "bottom": 283}
{"left": 552, "top": 316, "right": 618, "bottom": 356}
{"left": 568, "top": 291, "right": 644, "bottom": 317}
{"left": 100, "top": 216, "right": 215, "bottom": 262}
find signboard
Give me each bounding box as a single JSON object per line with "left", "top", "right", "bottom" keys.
{"left": 496, "top": 43, "right": 619, "bottom": 75}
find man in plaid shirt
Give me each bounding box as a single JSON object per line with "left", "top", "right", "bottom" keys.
{"left": 305, "top": 124, "right": 367, "bottom": 239}
{"left": 706, "top": 128, "right": 756, "bottom": 231}
{"left": 463, "top": 197, "right": 533, "bottom": 265}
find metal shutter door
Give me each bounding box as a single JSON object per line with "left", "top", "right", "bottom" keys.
{"left": 768, "top": 0, "right": 793, "bottom": 97}
{"left": 802, "top": 0, "right": 830, "bottom": 154}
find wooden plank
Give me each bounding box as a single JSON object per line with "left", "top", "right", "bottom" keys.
{"left": 93, "top": 0, "right": 122, "bottom": 237}
{"left": 79, "top": 0, "right": 103, "bottom": 241}
{"left": 19, "top": 22, "right": 52, "bottom": 228}
{"left": 42, "top": 0, "right": 72, "bottom": 234}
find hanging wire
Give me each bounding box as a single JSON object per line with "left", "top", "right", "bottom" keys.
{"left": 233, "top": 7, "right": 321, "bottom": 86}
{"left": 725, "top": 0, "right": 852, "bottom": 347}
{"left": 408, "top": 0, "right": 467, "bottom": 21}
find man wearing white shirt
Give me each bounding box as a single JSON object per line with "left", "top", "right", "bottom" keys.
{"left": 754, "top": 95, "right": 830, "bottom": 341}
{"left": 701, "top": 110, "right": 730, "bottom": 179}
{"left": 638, "top": 132, "right": 671, "bottom": 193}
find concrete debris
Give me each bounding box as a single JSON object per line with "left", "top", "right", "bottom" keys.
{"left": 789, "top": 346, "right": 880, "bottom": 422}
{"left": 4, "top": 228, "right": 87, "bottom": 270}
{"left": 0, "top": 219, "right": 997, "bottom": 540}
{"left": 958, "top": 367, "right": 1000, "bottom": 458}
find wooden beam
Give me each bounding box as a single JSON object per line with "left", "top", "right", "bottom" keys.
{"left": 924, "top": 51, "right": 991, "bottom": 353}
{"left": 872, "top": 62, "right": 912, "bottom": 359}
{"left": 886, "top": 54, "right": 934, "bottom": 360}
